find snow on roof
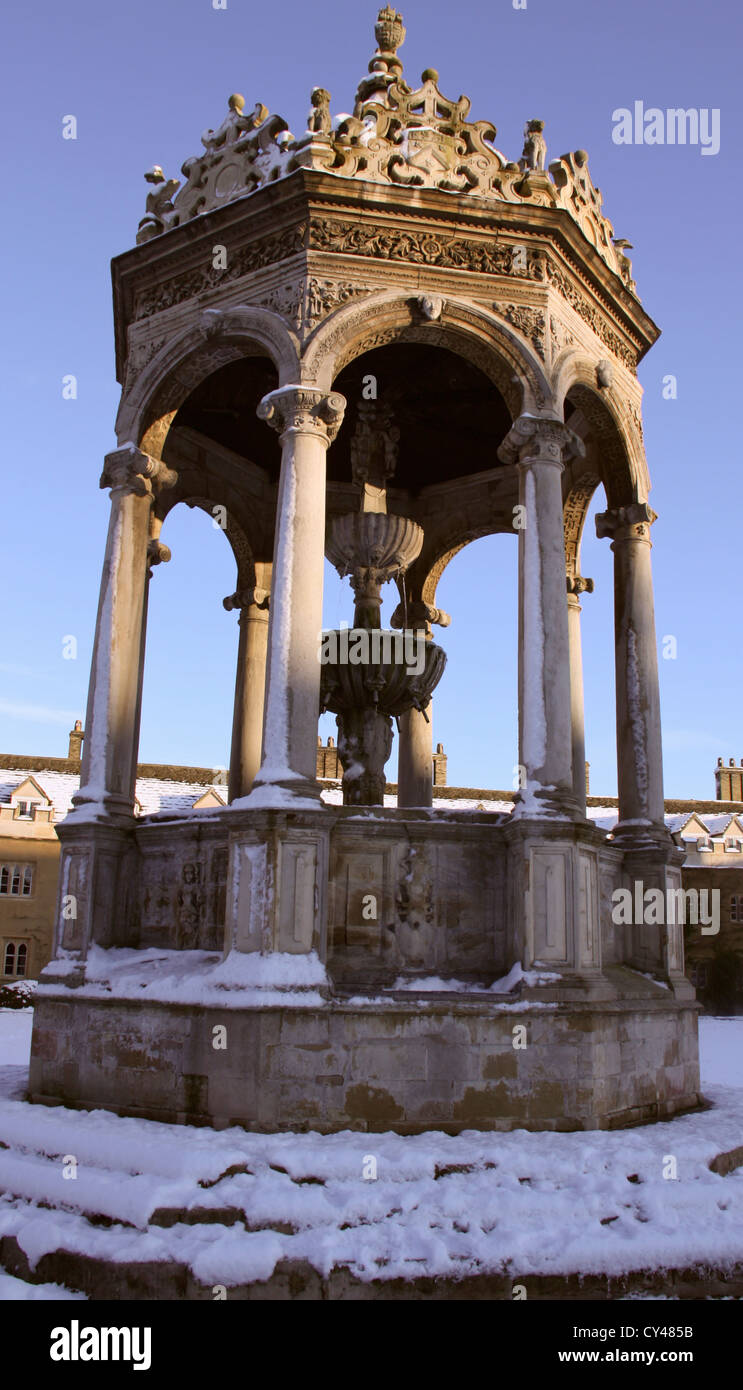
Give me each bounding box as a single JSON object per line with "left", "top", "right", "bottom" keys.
{"left": 0, "top": 769, "right": 223, "bottom": 819}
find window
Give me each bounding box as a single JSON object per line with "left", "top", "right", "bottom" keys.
{"left": 697, "top": 836, "right": 712, "bottom": 852}
{"left": 0, "top": 863, "right": 34, "bottom": 897}
{"left": 2, "top": 941, "right": 28, "bottom": 977}
{"left": 689, "top": 963, "right": 708, "bottom": 989}
{"left": 725, "top": 838, "right": 742, "bottom": 852}
{"left": 731, "top": 896, "right": 740, "bottom": 922}
{"left": 15, "top": 800, "right": 38, "bottom": 819}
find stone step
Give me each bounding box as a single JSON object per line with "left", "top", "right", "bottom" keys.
{"left": 3, "top": 1231, "right": 743, "bottom": 1301}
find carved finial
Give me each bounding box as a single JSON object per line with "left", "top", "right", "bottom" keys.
{"left": 375, "top": 6, "right": 406, "bottom": 56}
{"left": 228, "top": 93, "right": 245, "bottom": 113}
{"left": 356, "top": 6, "right": 406, "bottom": 107}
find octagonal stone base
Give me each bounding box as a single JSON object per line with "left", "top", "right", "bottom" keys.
{"left": 28, "top": 973, "right": 701, "bottom": 1134}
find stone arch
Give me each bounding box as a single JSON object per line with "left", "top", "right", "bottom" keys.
{"left": 419, "top": 523, "right": 517, "bottom": 611}
{"left": 553, "top": 353, "right": 648, "bottom": 509}
{"left": 115, "top": 305, "right": 300, "bottom": 460}
{"left": 301, "top": 291, "right": 551, "bottom": 418}
{"left": 158, "top": 494, "right": 257, "bottom": 592}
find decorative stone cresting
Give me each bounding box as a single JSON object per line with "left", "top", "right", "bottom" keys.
{"left": 134, "top": 9, "right": 636, "bottom": 294}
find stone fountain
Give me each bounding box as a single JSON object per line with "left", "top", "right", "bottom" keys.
{"left": 320, "top": 403, "right": 447, "bottom": 804}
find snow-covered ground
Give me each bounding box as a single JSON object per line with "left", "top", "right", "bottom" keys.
{"left": 0, "top": 1009, "right": 741, "bottom": 1298}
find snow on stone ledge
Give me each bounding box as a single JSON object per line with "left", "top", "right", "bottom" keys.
{"left": 36, "top": 946, "right": 328, "bottom": 1010}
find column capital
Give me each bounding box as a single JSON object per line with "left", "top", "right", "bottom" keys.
{"left": 147, "top": 539, "right": 171, "bottom": 568}
{"left": 257, "top": 386, "right": 346, "bottom": 445}
{"left": 566, "top": 574, "right": 594, "bottom": 597}
{"left": 101, "top": 446, "right": 177, "bottom": 498}
{"left": 595, "top": 501, "right": 657, "bottom": 543}
{"left": 497, "top": 414, "right": 585, "bottom": 468}
{"left": 223, "top": 587, "right": 270, "bottom": 613}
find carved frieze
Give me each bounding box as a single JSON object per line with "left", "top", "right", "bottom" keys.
{"left": 132, "top": 224, "right": 306, "bottom": 320}
{"left": 309, "top": 217, "right": 546, "bottom": 280}
{"left": 258, "top": 277, "right": 368, "bottom": 334}
{"left": 545, "top": 261, "right": 638, "bottom": 369}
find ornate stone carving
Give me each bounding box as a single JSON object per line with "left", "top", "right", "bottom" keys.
{"left": 595, "top": 501, "right": 657, "bottom": 543}
{"left": 349, "top": 401, "right": 400, "bottom": 488}
{"left": 309, "top": 217, "right": 546, "bottom": 281}
{"left": 498, "top": 415, "right": 585, "bottom": 468}
{"left": 563, "top": 474, "right": 600, "bottom": 579}
{"left": 417, "top": 294, "right": 444, "bottom": 321}
{"left": 519, "top": 120, "right": 547, "bottom": 172}
{"left": 549, "top": 314, "right": 575, "bottom": 354}
{"left": 133, "top": 224, "right": 306, "bottom": 320}
{"left": 146, "top": 539, "right": 171, "bottom": 567}
{"left": 545, "top": 260, "right": 638, "bottom": 369}
{"left": 492, "top": 302, "right": 546, "bottom": 359}
{"left": 308, "top": 88, "right": 332, "bottom": 136}
{"left": 257, "top": 386, "right": 346, "bottom": 442}
{"left": 223, "top": 587, "right": 270, "bottom": 612}
{"left": 566, "top": 574, "right": 594, "bottom": 596}
{"left": 100, "top": 446, "right": 178, "bottom": 498}
{"left": 131, "top": 13, "right": 636, "bottom": 298}
{"left": 136, "top": 95, "right": 292, "bottom": 244}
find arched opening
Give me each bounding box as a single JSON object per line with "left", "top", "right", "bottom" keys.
{"left": 138, "top": 503, "right": 238, "bottom": 773}
{"left": 430, "top": 533, "right": 519, "bottom": 793}
{"left": 318, "top": 338, "right": 518, "bottom": 803}
{"left": 562, "top": 381, "right": 640, "bottom": 803}
{"left": 137, "top": 351, "right": 281, "bottom": 785}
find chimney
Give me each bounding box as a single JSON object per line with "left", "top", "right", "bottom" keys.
{"left": 68, "top": 720, "right": 84, "bottom": 762}
{"left": 716, "top": 757, "right": 743, "bottom": 802}
{"left": 433, "top": 742, "right": 447, "bottom": 787}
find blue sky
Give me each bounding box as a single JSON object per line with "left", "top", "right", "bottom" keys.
{"left": 1, "top": 0, "right": 740, "bottom": 798}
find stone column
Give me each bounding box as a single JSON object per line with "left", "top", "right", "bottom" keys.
{"left": 595, "top": 503, "right": 665, "bottom": 832}
{"left": 398, "top": 703, "right": 433, "bottom": 807}
{"left": 566, "top": 574, "right": 593, "bottom": 817}
{"left": 224, "top": 563, "right": 271, "bottom": 801}
{"left": 72, "top": 446, "right": 176, "bottom": 823}
{"left": 250, "top": 387, "right": 345, "bottom": 797}
{"left": 498, "top": 416, "right": 584, "bottom": 818}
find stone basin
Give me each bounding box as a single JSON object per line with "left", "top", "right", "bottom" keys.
{"left": 320, "top": 632, "right": 447, "bottom": 717}
{"left": 326, "top": 512, "right": 423, "bottom": 578}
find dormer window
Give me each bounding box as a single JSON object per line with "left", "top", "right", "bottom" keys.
{"left": 725, "top": 838, "right": 742, "bottom": 852}
{"left": 15, "top": 800, "right": 38, "bottom": 819}
{"left": 697, "top": 836, "right": 712, "bottom": 851}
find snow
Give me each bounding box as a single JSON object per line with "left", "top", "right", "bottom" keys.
{"left": 38, "top": 946, "right": 328, "bottom": 1009}
{"left": 0, "top": 1270, "right": 86, "bottom": 1300}
{"left": 1, "top": 1010, "right": 742, "bottom": 1297}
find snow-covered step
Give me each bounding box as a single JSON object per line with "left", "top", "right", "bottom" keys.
{"left": 0, "top": 1097, "right": 250, "bottom": 1183}
{"left": 0, "top": 1149, "right": 199, "bottom": 1230}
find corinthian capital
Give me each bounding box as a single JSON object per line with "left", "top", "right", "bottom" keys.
{"left": 595, "top": 502, "right": 657, "bottom": 543}
{"left": 100, "top": 446, "right": 178, "bottom": 498}
{"left": 498, "top": 414, "right": 585, "bottom": 468}
{"left": 257, "top": 386, "right": 346, "bottom": 444}
{"left": 223, "top": 587, "right": 270, "bottom": 613}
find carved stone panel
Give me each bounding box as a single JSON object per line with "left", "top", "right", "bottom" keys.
{"left": 531, "top": 848, "right": 569, "bottom": 964}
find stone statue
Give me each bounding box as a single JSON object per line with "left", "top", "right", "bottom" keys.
{"left": 308, "top": 87, "right": 332, "bottom": 136}
{"left": 519, "top": 119, "right": 547, "bottom": 172}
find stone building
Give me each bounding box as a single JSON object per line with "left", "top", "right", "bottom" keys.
{"left": 29, "top": 10, "right": 703, "bottom": 1132}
